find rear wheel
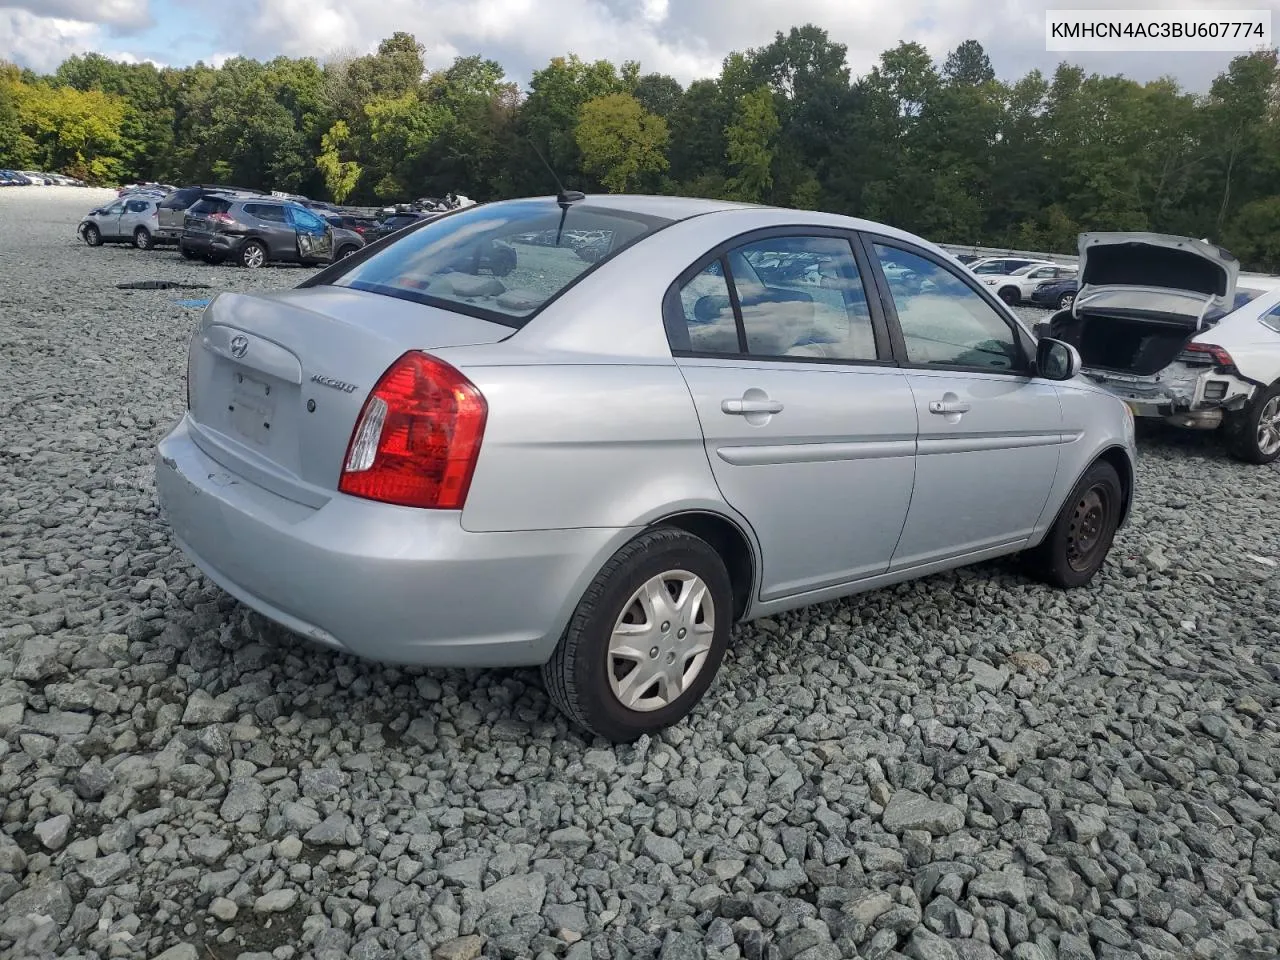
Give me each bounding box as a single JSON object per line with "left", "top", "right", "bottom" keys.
{"left": 83, "top": 224, "right": 102, "bottom": 247}
{"left": 542, "top": 527, "right": 733, "bottom": 743}
{"left": 1025, "top": 460, "right": 1123, "bottom": 588}
{"left": 239, "top": 240, "right": 267, "bottom": 269}
{"left": 202, "top": 252, "right": 224, "bottom": 265}
{"left": 998, "top": 286, "right": 1020, "bottom": 306}
{"left": 1058, "top": 292, "right": 1075, "bottom": 310}
{"left": 133, "top": 227, "right": 153, "bottom": 250}
{"left": 1224, "top": 382, "right": 1280, "bottom": 465}
{"left": 180, "top": 246, "right": 198, "bottom": 261}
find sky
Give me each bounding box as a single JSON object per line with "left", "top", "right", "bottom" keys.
{"left": 0, "top": 0, "right": 1274, "bottom": 91}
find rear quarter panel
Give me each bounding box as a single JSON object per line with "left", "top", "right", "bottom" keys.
{"left": 1206, "top": 298, "right": 1280, "bottom": 386}
{"left": 440, "top": 359, "right": 729, "bottom": 534}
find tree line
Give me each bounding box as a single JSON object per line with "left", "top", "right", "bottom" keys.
{"left": 2, "top": 29, "right": 1279, "bottom": 269}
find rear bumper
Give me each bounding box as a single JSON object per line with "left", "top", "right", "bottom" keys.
{"left": 1083, "top": 365, "right": 1256, "bottom": 421}
{"left": 154, "top": 415, "right": 619, "bottom": 667}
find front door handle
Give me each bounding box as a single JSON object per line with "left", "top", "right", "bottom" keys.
{"left": 723, "top": 398, "right": 784, "bottom": 415}
{"left": 929, "top": 400, "right": 971, "bottom": 415}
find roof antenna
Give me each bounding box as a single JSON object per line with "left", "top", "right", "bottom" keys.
{"left": 527, "top": 137, "right": 583, "bottom": 245}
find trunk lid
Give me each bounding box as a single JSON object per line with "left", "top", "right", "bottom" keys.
{"left": 185, "top": 287, "right": 512, "bottom": 503}
{"left": 1075, "top": 232, "right": 1240, "bottom": 329}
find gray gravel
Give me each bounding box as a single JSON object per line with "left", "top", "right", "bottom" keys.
{"left": 2, "top": 186, "right": 1279, "bottom": 960}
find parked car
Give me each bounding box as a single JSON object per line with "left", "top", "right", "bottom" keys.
{"left": 363, "top": 211, "right": 436, "bottom": 242}
{"left": 180, "top": 196, "right": 334, "bottom": 267}
{"left": 978, "top": 263, "right": 1078, "bottom": 305}
{"left": 155, "top": 194, "right": 1136, "bottom": 741}
{"left": 79, "top": 196, "right": 162, "bottom": 249}
{"left": 0, "top": 170, "right": 32, "bottom": 186}
{"left": 156, "top": 185, "right": 267, "bottom": 245}
{"left": 323, "top": 213, "right": 381, "bottom": 240}
{"left": 1031, "top": 277, "right": 1080, "bottom": 311}
{"left": 968, "top": 256, "right": 1057, "bottom": 277}
{"left": 1039, "top": 232, "right": 1280, "bottom": 463}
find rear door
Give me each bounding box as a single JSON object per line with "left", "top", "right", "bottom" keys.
{"left": 121, "top": 198, "right": 151, "bottom": 236}
{"left": 667, "top": 229, "right": 918, "bottom": 601}
{"left": 289, "top": 205, "right": 334, "bottom": 261}
{"left": 862, "top": 236, "right": 1064, "bottom": 570}
{"left": 244, "top": 203, "right": 293, "bottom": 259}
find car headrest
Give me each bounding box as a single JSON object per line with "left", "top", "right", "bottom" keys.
{"left": 693, "top": 295, "right": 733, "bottom": 324}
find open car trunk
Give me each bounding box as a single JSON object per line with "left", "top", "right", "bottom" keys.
{"left": 1050, "top": 232, "right": 1240, "bottom": 375}
{"left": 1045, "top": 311, "right": 1196, "bottom": 376}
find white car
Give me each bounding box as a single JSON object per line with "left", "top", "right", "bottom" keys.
{"left": 967, "top": 256, "right": 1057, "bottom": 278}
{"left": 978, "top": 263, "right": 1078, "bottom": 306}
{"left": 1039, "top": 232, "right": 1280, "bottom": 463}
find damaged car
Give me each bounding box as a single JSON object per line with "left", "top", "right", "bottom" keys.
{"left": 1041, "top": 232, "right": 1280, "bottom": 464}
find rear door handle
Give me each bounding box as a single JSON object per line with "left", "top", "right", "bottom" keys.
{"left": 929, "top": 400, "right": 971, "bottom": 415}
{"left": 722, "top": 399, "right": 784, "bottom": 415}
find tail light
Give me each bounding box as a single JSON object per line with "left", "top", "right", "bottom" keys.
{"left": 209, "top": 212, "right": 237, "bottom": 226}
{"left": 339, "top": 352, "right": 487, "bottom": 509}
{"left": 1177, "top": 343, "right": 1236, "bottom": 369}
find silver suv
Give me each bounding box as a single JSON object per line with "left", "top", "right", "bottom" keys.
{"left": 78, "top": 196, "right": 161, "bottom": 249}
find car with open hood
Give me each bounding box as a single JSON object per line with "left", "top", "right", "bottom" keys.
{"left": 1040, "top": 232, "right": 1280, "bottom": 463}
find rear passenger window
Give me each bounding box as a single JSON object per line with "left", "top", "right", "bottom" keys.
{"left": 1261, "top": 304, "right": 1280, "bottom": 334}
{"left": 246, "top": 204, "right": 287, "bottom": 223}
{"left": 675, "top": 235, "right": 879, "bottom": 362}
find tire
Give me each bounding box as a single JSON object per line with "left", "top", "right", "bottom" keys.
{"left": 133, "top": 227, "right": 153, "bottom": 250}
{"left": 1025, "top": 460, "right": 1123, "bottom": 589}
{"left": 202, "top": 252, "right": 224, "bottom": 265}
{"left": 239, "top": 240, "right": 267, "bottom": 269}
{"left": 542, "top": 527, "right": 733, "bottom": 743}
{"left": 83, "top": 224, "right": 102, "bottom": 247}
{"left": 180, "top": 246, "right": 198, "bottom": 261}
{"left": 1058, "top": 292, "right": 1075, "bottom": 310}
{"left": 1223, "top": 381, "right": 1280, "bottom": 465}
{"left": 336, "top": 245, "right": 358, "bottom": 260}
{"left": 998, "top": 286, "right": 1020, "bottom": 306}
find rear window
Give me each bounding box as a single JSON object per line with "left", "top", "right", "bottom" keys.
{"left": 328, "top": 198, "right": 672, "bottom": 326}
{"left": 189, "top": 198, "right": 231, "bottom": 216}
{"left": 161, "top": 188, "right": 202, "bottom": 209}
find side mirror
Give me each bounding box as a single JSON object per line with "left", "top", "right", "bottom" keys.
{"left": 1036, "top": 337, "right": 1082, "bottom": 382}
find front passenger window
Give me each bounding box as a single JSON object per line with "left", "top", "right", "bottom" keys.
{"left": 874, "top": 244, "right": 1023, "bottom": 371}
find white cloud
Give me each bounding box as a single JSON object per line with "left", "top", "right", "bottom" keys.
{"left": 2, "top": 0, "right": 151, "bottom": 32}
{"left": 0, "top": 10, "right": 103, "bottom": 72}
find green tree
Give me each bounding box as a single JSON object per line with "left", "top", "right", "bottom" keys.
{"left": 724, "top": 86, "right": 779, "bottom": 202}
{"left": 316, "top": 120, "right": 361, "bottom": 201}
{"left": 575, "top": 92, "right": 669, "bottom": 192}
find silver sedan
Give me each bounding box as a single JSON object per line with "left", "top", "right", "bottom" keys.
{"left": 155, "top": 195, "right": 1137, "bottom": 742}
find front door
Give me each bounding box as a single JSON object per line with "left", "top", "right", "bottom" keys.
{"left": 100, "top": 200, "right": 126, "bottom": 238}
{"left": 863, "top": 238, "right": 1063, "bottom": 570}
{"left": 289, "top": 205, "right": 334, "bottom": 262}
{"left": 667, "top": 231, "right": 919, "bottom": 601}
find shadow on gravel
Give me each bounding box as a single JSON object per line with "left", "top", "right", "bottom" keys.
{"left": 115, "top": 280, "right": 212, "bottom": 290}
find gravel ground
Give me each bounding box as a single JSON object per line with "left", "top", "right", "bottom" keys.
{"left": 2, "top": 186, "right": 1279, "bottom": 960}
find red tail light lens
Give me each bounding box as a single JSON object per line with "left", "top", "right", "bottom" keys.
{"left": 339, "top": 352, "right": 487, "bottom": 509}
{"left": 1177, "top": 342, "right": 1236, "bottom": 369}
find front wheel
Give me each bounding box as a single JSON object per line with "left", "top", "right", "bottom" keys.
{"left": 336, "top": 245, "right": 358, "bottom": 260}
{"left": 1058, "top": 292, "right": 1075, "bottom": 310}
{"left": 1224, "top": 382, "right": 1280, "bottom": 464}
{"left": 542, "top": 527, "right": 733, "bottom": 742}
{"left": 83, "top": 224, "right": 102, "bottom": 247}
{"left": 1024, "top": 460, "right": 1123, "bottom": 588}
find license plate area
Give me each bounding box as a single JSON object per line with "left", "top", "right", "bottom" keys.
{"left": 227, "top": 372, "right": 277, "bottom": 446}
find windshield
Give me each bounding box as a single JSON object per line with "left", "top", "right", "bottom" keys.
{"left": 327, "top": 198, "right": 673, "bottom": 327}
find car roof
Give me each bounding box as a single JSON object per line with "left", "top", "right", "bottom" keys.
{"left": 568, "top": 194, "right": 762, "bottom": 220}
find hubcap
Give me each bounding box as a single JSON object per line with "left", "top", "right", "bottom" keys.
{"left": 1066, "top": 485, "right": 1110, "bottom": 572}
{"left": 246, "top": 246, "right": 264, "bottom": 267}
{"left": 607, "top": 571, "right": 715, "bottom": 712}
{"left": 1257, "top": 396, "right": 1280, "bottom": 457}
{"left": 1061, "top": 294, "right": 1074, "bottom": 309}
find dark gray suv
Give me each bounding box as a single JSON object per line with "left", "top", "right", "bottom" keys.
{"left": 180, "top": 198, "right": 334, "bottom": 267}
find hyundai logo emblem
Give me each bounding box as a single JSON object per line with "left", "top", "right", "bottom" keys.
{"left": 230, "top": 335, "right": 249, "bottom": 359}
